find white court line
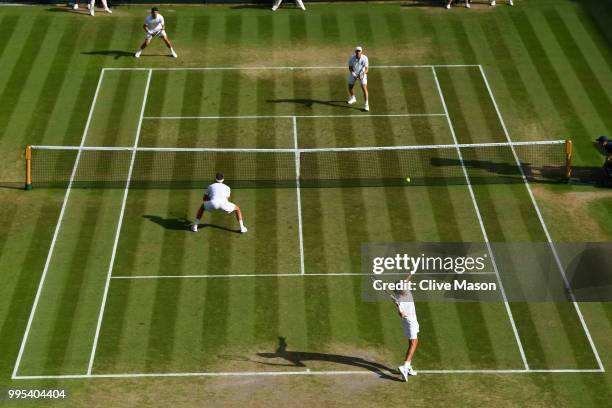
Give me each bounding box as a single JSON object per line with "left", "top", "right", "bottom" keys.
{"left": 293, "top": 116, "right": 305, "bottom": 275}
{"left": 87, "top": 69, "right": 153, "bottom": 376}
{"left": 143, "top": 113, "right": 446, "bottom": 120}
{"left": 103, "top": 64, "right": 481, "bottom": 72}
{"left": 111, "top": 271, "right": 498, "bottom": 279}
{"left": 431, "top": 66, "right": 530, "bottom": 371}
{"left": 11, "top": 70, "right": 107, "bottom": 380}
{"left": 477, "top": 65, "right": 605, "bottom": 372}
{"left": 12, "top": 367, "right": 604, "bottom": 380}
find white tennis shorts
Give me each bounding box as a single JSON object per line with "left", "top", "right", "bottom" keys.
{"left": 402, "top": 317, "right": 419, "bottom": 340}
{"left": 204, "top": 200, "right": 237, "bottom": 214}
{"left": 146, "top": 29, "right": 167, "bottom": 40}
{"left": 348, "top": 73, "right": 368, "bottom": 86}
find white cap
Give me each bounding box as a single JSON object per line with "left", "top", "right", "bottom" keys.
{"left": 355, "top": 46, "right": 362, "bottom": 52}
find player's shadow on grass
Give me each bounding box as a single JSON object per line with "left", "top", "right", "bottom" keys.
{"left": 252, "top": 336, "right": 401, "bottom": 381}
{"left": 230, "top": 4, "right": 274, "bottom": 9}
{"left": 82, "top": 50, "right": 135, "bottom": 60}
{"left": 266, "top": 98, "right": 362, "bottom": 112}
{"left": 143, "top": 215, "right": 241, "bottom": 233}
{"left": 46, "top": 7, "right": 90, "bottom": 14}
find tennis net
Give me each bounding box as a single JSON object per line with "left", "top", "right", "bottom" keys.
{"left": 25, "top": 140, "right": 571, "bottom": 189}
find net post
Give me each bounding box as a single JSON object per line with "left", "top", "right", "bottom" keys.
{"left": 565, "top": 140, "right": 572, "bottom": 179}
{"left": 25, "top": 145, "right": 32, "bottom": 191}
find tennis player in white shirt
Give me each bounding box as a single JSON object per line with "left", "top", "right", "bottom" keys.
{"left": 135, "top": 8, "right": 178, "bottom": 59}
{"left": 191, "top": 173, "right": 248, "bottom": 233}
{"left": 72, "top": 0, "right": 111, "bottom": 16}
{"left": 395, "top": 287, "right": 419, "bottom": 381}
{"left": 347, "top": 46, "right": 369, "bottom": 112}
{"left": 271, "top": 0, "right": 306, "bottom": 11}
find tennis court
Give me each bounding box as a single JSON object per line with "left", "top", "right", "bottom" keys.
{"left": 12, "top": 65, "right": 602, "bottom": 379}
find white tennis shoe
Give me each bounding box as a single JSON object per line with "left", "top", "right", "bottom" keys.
{"left": 72, "top": 3, "right": 78, "bottom": 9}
{"left": 171, "top": 49, "right": 178, "bottom": 58}
{"left": 490, "top": 0, "right": 496, "bottom": 5}
{"left": 347, "top": 95, "right": 357, "bottom": 105}
{"left": 240, "top": 226, "right": 248, "bottom": 233}
{"left": 190, "top": 224, "right": 198, "bottom": 232}
{"left": 364, "top": 103, "right": 369, "bottom": 112}
{"left": 134, "top": 50, "right": 142, "bottom": 58}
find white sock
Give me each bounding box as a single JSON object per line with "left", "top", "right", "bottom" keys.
{"left": 101, "top": 0, "right": 108, "bottom": 8}
{"left": 403, "top": 361, "right": 411, "bottom": 369}
{"left": 239, "top": 220, "right": 245, "bottom": 229}
{"left": 194, "top": 218, "right": 200, "bottom": 225}
{"left": 89, "top": 0, "right": 94, "bottom": 8}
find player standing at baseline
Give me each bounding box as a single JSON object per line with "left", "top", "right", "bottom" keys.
{"left": 347, "top": 46, "right": 369, "bottom": 112}
{"left": 396, "top": 286, "right": 419, "bottom": 381}
{"left": 191, "top": 173, "right": 248, "bottom": 233}
{"left": 72, "top": 0, "right": 112, "bottom": 16}
{"left": 134, "top": 8, "right": 178, "bottom": 59}
{"left": 271, "top": 0, "right": 306, "bottom": 11}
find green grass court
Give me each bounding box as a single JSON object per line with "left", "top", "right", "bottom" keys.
{"left": 1, "top": 1, "right": 612, "bottom": 406}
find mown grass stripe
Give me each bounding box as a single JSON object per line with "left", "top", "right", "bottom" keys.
{"left": 543, "top": 10, "right": 612, "bottom": 135}
{"left": 23, "top": 20, "right": 83, "bottom": 145}
{"left": 41, "top": 191, "right": 109, "bottom": 374}
{"left": 0, "top": 16, "right": 20, "bottom": 65}
{"left": 298, "top": 74, "right": 332, "bottom": 349}
{"left": 479, "top": 17, "right": 543, "bottom": 137}
{"left": 253, "top": 43, "right": 280, "bottom": 342}
{"left": 200, "top": 67, "right": 243, "bottom": 354}
{"left": 448, "top": 19, "right": 506, "bottom": 141}
{"left": 509, "top": 10, "right": 599, "bottom": 164}
{"left": 289, "top": 12, "right": 308, "bottom": 43}
{"left": 552, "top": 301, "right": 604, "bottom": 368}
{"left": 61, "top": 25, "right": 118, "bottom": 147}
{"left": 0, "top": 15, "right": 52, "bottom": 142}
{"left": 570, "top": 9, "right": 612, "bottom": 87}
{"left": 0, "top": 200, "right": 57, "bottom": 376}
{"left": 579, "top": 0, "right": 612, "bottom": 52}
{"left": 144, "top": 69, "right": 204, "bottom": 369}
{"left": 95, "top": 192, "right": 150, "bottom": 371}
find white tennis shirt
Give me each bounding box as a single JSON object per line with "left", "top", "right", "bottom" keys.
{"left": 207, "top": 182, "right": 231, "bottom": 202}
{"left": 397, "top": 291, "right": 417, "bottom": 319}
{"left": 144, "top": 14, "right": 165, "bottom": 32}
{"left": 348, "top": 54, "right": 369, "bottom": 75}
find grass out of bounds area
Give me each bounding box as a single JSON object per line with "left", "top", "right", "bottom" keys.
{"left": 0, "top": 1, "right": 611, "bottom": 406}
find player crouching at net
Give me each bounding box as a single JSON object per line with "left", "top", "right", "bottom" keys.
{"left": 347, "top": 46, "right": 369, "bottom": 112}
{"left": 395, "top": 285, "right": 419, "bottom": 381}
{"left": 191, "top": 173, "right": 248, "bottom": 233}
{"left": 135, "top": 8, "right": 178, "bottom": 59}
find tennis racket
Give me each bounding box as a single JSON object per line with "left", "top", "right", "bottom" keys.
{"left": 370, "top": 275, "right": 399, "bottom": 303}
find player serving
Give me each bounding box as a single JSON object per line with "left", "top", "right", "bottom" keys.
{"left": 395, "top": 285, "right": 419, "bottom": 381}
{"left": 347, "top": 46, "right": 369, "bottom": 112}
{"left": 191, "top": 173, "right": 248, "bottom": 233}
{"left": 135, "top": 7, "right": 178, "bottom": 59}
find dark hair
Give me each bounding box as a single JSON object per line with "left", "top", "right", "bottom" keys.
{"left": 151, "top": 7, "right": 159, "bottom": 12}
{"left": 596, "top": 135, "right": 608, "bottom": 143}
{"left": 215, "top": 172, "right": 224, "bottom": 181}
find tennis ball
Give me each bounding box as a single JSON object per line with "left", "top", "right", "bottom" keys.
{"left": 406, "top": 177, "right": 411, "bottom": 183}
